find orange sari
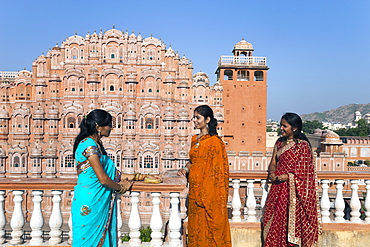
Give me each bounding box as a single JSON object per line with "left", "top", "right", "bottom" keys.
{"left": 187, "top": 134, "right": 231, "bottom": 247}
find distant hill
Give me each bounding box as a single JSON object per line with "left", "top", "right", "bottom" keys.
{"left": 301, "top": 103, "right": 370, "bottom": 124}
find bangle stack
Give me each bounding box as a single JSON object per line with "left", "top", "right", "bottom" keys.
{"left": 117, "top": 183, "right": 128, "bottom": 194}
{"left": 133, "top": 173, "right": 141, "bottom": 181}
{"left": 133, "top": 173, "right": 149, "bottom": 181}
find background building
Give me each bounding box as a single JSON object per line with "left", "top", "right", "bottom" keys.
{"left": 0, "top": 28, "right": 239, "bottom": 178}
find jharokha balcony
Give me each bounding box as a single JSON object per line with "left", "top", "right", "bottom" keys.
{"left": 0, "top": 170, "right": 369, "bottom": 246}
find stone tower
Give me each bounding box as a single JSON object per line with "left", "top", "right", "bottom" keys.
{"left": 216, "top": 39, "right": 269, "bottom": 154}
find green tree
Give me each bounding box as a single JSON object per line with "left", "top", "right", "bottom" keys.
{"left": 334, "top": 119, "right": 370, "bottom": 136}
{"left": 302, "top": 120, "right": 323, "bottom": 134}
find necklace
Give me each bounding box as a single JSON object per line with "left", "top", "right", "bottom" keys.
{"left": 195, "top": 133, "right": 208, "bottom": 148}
{"left": 286, "top": 138, "right": 295, "bottom": 144}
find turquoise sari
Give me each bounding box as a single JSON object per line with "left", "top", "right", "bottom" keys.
{"left": 72, "top": 138, "right": 118, "bottom": 247}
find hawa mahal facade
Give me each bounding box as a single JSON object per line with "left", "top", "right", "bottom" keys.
{"left": 0, "top": 28, "right": 270, "bottom": 178}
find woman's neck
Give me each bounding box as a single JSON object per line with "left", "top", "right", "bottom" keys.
{"left": 89, "top": 134, "right": 100, "bottom": 143}
{"left": 199, "top": 128, "right": 209, "bottom": 136}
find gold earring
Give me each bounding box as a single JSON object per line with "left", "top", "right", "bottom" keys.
{"left": 98, "top": 129, "right": 101, "bottom": 138}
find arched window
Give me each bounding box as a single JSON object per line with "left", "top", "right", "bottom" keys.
{"left": 224, "top": 70, "right": 233, "bottom": 80}
{"left": 63, "top": 154, "right": 74, "bottom": 167}
{"left": 254, "top": 71, "right": 264, "bottom": 81}
{"left": 22, "top": 156, "right": 26, "bottom": 167}
{"left": 155, "top": 118, "right": 160, "bottom": 129}
{"left": 13, "top": 156, "right": 20, "bottom": 167}
{"left": 144, "top": 155, "right": 153, "bottom": 168}
{"left": 110, "top": 85, "right": 114, "bottom": 91}
{"left": 67, "top": 117, "right": 76, "bottom": 128}
{"left": 146, "top": 118, "right": 153, "bottom": 129}
{"left": 112, "top": 116, "right": 116, "bottom": 128}
{"left": 117, "top": 116, "right": 122, "bottom": 128}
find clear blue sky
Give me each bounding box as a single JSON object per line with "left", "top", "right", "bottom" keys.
{"left": 1, "top": 0, "right": 369, "bottom": 120}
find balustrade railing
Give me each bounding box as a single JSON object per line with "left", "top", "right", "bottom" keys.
{"left": 0, "top": 171, "right": 368, "bottom": 246}
{"left": 218, "top": 55, "right": 267, "bottom": 67}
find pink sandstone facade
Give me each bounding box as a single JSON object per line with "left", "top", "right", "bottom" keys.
{"left": 0, "top": 29, "right": 227, "bottom": 178}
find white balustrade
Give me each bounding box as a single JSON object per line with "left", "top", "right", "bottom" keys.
{"left": 365, "top": 180, "right": 370, "bottom": 223}
{"left": 0, "top": 176, "right": 369, "bottom": 246}
{"left": 150, "top": 192, "right": 163, "bottom": 247}
{"left": 334, "top": 180, "right": 346, "bottom": 223}
{"left": 0, "top": 191, "right": 5, "bottom": 244}
{"left": 350, "top": 180, "right": 362, "bottom": 223}
{"left": 260, "top": 179, "right": 268, "bottom": 209}
{"left": 117, "top": 197, "right": 123, "bottom": 240}
{"left": 49, "top": 190, "right": 63, "bottom": 245}
{"left": 68, "top": 191, "right": 74, "bottom": 245}
{"left": 10, "top": 190, "right": 25, "bottom": 245}
{"left": 168, "top": 192, "right": 182, "bottom": 247}
{"left": 231, "top": 179, "right": 242, "bottom": 222}
{"left": 30, "top": 191, "right": 44, "bottom": 245}
{"left": 246, "top": 179, "right": 257, "bottom": 222}
{"left": 320, "top": 180, "right": 331, "bottom": 223}
{"left": 129, "top": 192, "right": 141, "bottom": 246}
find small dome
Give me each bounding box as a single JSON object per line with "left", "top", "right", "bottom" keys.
{"left": 0, "top": 146, "right": 6, "bottom": 156}
{"left": 321, "top": 130, "right": 343, "bottom": 145}
{"left": 34, "top": 105, "right": 45, "bottom": 117}
{"left": 178, "top": 80, "right": 189, "bottom": 88}
{"left": 35, "top": 78, "right": 47, "bottom": 86}
{"left": 0, "top": 107, "right": 9, "bottom": 118}
{"left": 234, "top": 38, "right": 253, "bottom": 50}
{"left": 47, "top": 104, "right": 59, "bottom": 117}
{"left": 125, "top": 104, "right": 136, "bottom": 119}
{"left": 178, "top": 107, "right": 189, "bottom": 120}
{"left": 50, "top": 73, "right": 61, "bottom": 82}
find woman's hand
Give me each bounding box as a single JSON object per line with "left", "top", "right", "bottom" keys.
{"left": 276, "top": 174, "right": 288, "bottom": 182}
{"left": 268, "top": 172, "right": 277, "bottom": 183}
{"left": 120, "top": 179, "right": 134, "bottom": 191}
{"left": 177, "top": 168, "right": 188, "bottom": 176}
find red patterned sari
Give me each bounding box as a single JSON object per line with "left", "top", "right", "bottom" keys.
{"left": 263, "top": 139, "right": 321, "bottom": 247}
{"left": 187, "top": 134, "right": 231, "bottom": 247}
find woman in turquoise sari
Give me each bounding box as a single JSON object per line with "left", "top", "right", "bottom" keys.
{"left": 72, "top": 109, "right": 132, "bottom": 247}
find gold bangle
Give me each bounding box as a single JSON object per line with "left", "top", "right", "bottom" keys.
{"left": 117, "top": 183, "right": 127, "bottom": 194}
{"left": 134, "top": 173, "right": 141, "bottom": 181}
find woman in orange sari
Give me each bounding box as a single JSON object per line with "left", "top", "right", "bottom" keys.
{"left": 263, "top": 113, "right": 321, "bottom": 247}
{"left": 178, "top": 105, "right": 231, "bottom": 247}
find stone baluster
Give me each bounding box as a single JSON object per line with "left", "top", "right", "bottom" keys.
{"left": 30, "top": 191, "right": 44, "bottom": 245}
{"left": 350, "top": 180, "right": 362, "bottom": 223}
{"left": 261, "top": 179, "right": 268, "bottom": 209}
{"left": 129, "top": 192, "right": 141, "bottom": 246}
{"left": 246, "top": 179, "right": 257, "bottom": 222}
{"left": 168, "top": 192, "right": 182, "bottom": 247}
{"left": 150, "top": 192, "right": 163, "bottom": 247}
{"left": 334, "top": 180, "right": 346, "bottom": 223}
{"left": 231, "top": 179, "right": 242, "bottom": 222}
{"left": 117, "top": 197, "right": 123, "bottom": 241}
{"left": 0, "top": 191, "right": 5, "bottom": 244}
{"left": 320, "top": 179, "right": 331, "bottom": 223}
{"left": 365, "top": 180, "right": 370, "bottom": 223}
{"left": 10, "top": 190, "right": 24, "bottom": 245}
{"left": 49, "top": 191, "right": 63, "bottom": 245}
{"left": 68, "top": 191, "right": 74, "bottom": 245}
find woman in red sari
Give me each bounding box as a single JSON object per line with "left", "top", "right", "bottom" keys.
{"left": 263, "top": 113, "right": 321, "bottom": 247}
{"left": 178, "top": 105, "right": 231, "bottom": 247}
